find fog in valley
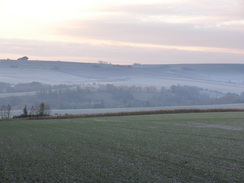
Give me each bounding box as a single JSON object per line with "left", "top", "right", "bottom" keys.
{"left": 0, "top": 59, "right": 244, "bottom": 117}
{"left": 1, "top": 1, "right": 244, "bottom": 182}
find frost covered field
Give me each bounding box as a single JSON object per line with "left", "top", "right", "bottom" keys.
{"left": 0, "top": 112, "right": 244, "bottom": 182}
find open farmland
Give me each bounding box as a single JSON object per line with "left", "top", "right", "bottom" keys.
{"left": 0, "top": 112, "right": 244, "bottom": 182}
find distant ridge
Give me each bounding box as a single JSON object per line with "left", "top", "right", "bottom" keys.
{"left": 0, "top": 60, "right": 244, "bottom": 94}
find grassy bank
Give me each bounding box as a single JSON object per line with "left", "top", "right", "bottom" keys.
{"left": 9, "top": 108, "right": 244, "bottom": 120}
{"left": 0, "top": 112, "right": 244, "bottom": 182}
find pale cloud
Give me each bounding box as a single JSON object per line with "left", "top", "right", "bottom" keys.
{"left": 1, "top": 38, "right": 243, "bottom": 64}
{"left": 89, "top": 0, "right": 243, "bottom": 31}
{"left": 94, "top": 0, "right": 243, "bottom": 18}
{"left": 54, "top": 16, "right": 244, "bottom": 49}
{"left": 216, "top": 19, "right": 244, "bottom": 29}
{"left": 0, "top": 0, "right": 243, "bottom": 64}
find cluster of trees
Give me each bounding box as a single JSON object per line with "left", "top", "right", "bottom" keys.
{"left": 98, "top": 61, "right": 111, "bottom": 65}
{"left": 1, "top": 56, "right": 28, "bottom": 61}
{"left": 0, "top": 82, "right": 70, "bottom": 93}
{"left": 16, "top": 102, "right": 50, "bottom": 118}
{"left": 17, "top": 56, "right": 29, "bottom": 61}
{"left": 35, "top": 84, "right": 244, "bottom": 109}
{"left": 0, "top": 103, "right": 50, "bottom": 119}
{"left": 1, "top": 84, "right": 244, "bottom": 111}
{"left": 0, "top": 104, "right": 12, "bottom": 119}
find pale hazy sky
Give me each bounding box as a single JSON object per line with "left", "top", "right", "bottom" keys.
{"left": 0, "top": 0, "right": 244, "bottom": 64}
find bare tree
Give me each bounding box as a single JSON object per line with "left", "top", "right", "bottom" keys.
{"left": 6, "top": 104, "right": 12, "bottom": 118}
{"left": 29, "top": 105, "right": 37, "bottom": 116}
{"left": 0, "top": 104, "right": 12, "bottom": 119}
{"left": 0, "top": 105, "right": 4, "bottom": 119}
{"left": 23, "top": 105, "right": 28, "bottom": 117}
{"left": 44, "top": 104, "right": 50, "bottom": 116}
{"left": 38, "top": 102, "right": 45, "bottom": 116}
{"left": 37, "top": 102, "right": 50, "bottom": 116}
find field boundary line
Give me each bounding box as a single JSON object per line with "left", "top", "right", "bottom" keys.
{"left": 2, "top": 108, "right": 244, "bottom": 121}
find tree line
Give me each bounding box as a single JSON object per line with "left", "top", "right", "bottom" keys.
{"left": 0, "top": 82, "right": 70, "bottom": 93}
{"left": 17, "top": 102, "right": 50, "bottom": 118}
{"left": 1, "top": 84, "right": 244, "bottom": 111}
{"left": 0, "top": 102, "right": 50, "bottom": 119}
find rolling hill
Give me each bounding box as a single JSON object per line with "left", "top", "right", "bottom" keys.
{"left": 1, "top": 60, "right": 244, "bottom": 94}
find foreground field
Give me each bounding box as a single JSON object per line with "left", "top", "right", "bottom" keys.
{"left": 0, "top": 112, "right": 244, "bottom": 182}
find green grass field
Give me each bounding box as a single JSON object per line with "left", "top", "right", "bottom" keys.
{"left": 0, "top": 112, "right": 244, "bottom": 182}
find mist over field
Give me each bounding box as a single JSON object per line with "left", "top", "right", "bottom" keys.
{"left": 1, "top": 1, "right": 244, "bottom": 182}
{"left": 1, "top": 59, "right": 244, "bottom": 115}
{"left": 1, "top": 60, "right": 244, "bottom": 91}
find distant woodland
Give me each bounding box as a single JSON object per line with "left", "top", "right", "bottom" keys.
{"left": 0, "top": 82, "right": 244, "bottom": 110}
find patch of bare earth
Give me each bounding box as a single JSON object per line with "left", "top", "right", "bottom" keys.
{"left": 194, "top": 124, "right": 243, "bottom": 131}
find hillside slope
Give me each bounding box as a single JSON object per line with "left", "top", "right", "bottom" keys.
{"left": 1, "top": 60, "right": 244, "bottom": 93}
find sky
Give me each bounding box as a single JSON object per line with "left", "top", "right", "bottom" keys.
{"left": 0, "top": 0, "right": 244, "bottom": 64}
